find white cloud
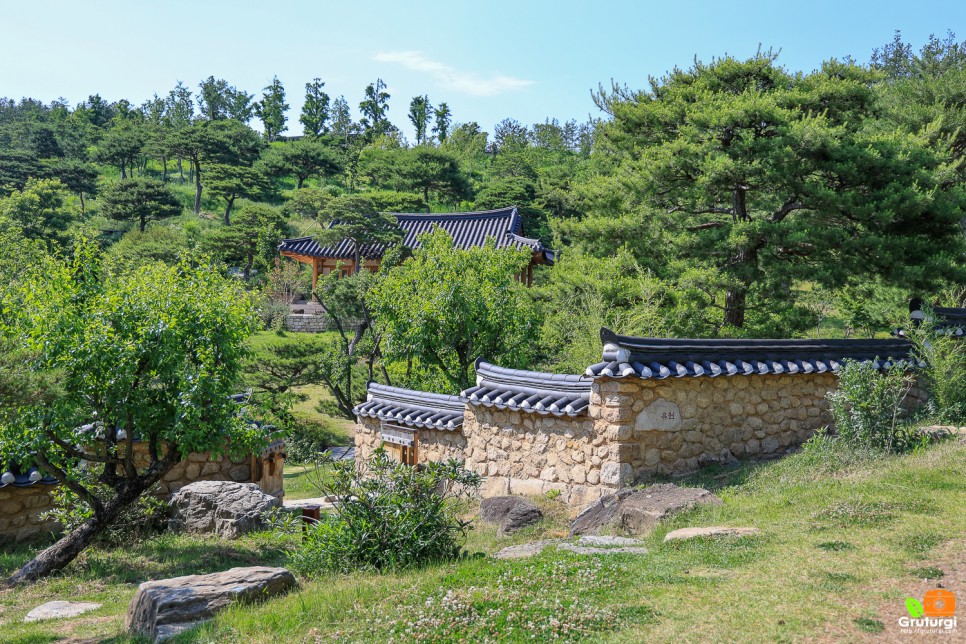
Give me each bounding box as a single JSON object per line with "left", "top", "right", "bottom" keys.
{"left": 372, "top": 51, "right": 533, "bottom": 97}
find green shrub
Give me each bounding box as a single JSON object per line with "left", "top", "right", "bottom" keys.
{"left": 290, "top": 450, "right": 481, "bottom": 574}
{"left": 827, "top": 360, "right": 922, "bottom": 453}
{"left": 42, "top": 476, "right": 169, "bottom": 544}
{"left": 285, "top": 418, "right": 346, "bottom": 463}
{"left": 908, "top": 311, "right": 966, "bottom": 424}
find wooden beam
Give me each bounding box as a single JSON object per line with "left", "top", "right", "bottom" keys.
{"left": 311, "top": 257, "right": 319, "bottom": 299}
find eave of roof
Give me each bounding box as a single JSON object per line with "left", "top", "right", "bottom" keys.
{"left": 460, "top": 359, "right": 592, "bottom": 417}
{"left": 278, "top": 206, "right": 554, "bottom": 264}
{"left": 586, "top": 327, "right": 915, "bottom": 380}
{"left": 354, "top": 382, "right": 465, "bottom": 430}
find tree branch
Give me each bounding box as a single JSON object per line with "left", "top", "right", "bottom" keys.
{"left": 33, "top": 450, "right": 105, "bottom": 517}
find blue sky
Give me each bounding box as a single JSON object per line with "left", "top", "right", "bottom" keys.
{"left": 2, "top": 0, "right": 964, "bottom": 140}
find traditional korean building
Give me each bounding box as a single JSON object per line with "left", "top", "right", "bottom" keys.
{"left": 277, "top": 206, "right": 555, "bottom": 290}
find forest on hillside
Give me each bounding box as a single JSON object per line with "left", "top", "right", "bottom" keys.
{"left": 1, "top": 31, "right": 965, "bottom": 401}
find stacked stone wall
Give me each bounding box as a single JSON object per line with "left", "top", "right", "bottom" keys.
{"left": 355, "top": 417, "right": 467, "bottom": 464}
{"left": 0, "top": 444, "right": 284, "bottom": 544}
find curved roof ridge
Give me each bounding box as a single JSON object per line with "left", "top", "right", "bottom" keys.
{"left": 354, "top": 381, "right": 466, "bottom": 430}
{"left": 366, "top": 382, "right": 464, "bottom": 413}
{"left": 460, "top": 359, "right": 592, "bottom": 417}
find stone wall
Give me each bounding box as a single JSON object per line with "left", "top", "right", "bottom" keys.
{"left": 353, "top": 370, "right": 929, "bottom": 507}
{"left": 284, "top": 314, "right": 331, "bottom": 333}
{"left": 0, "top": 444, "right": 285, "bottom": 544}
{"left": 355, "top": 417, "right": 467, "bottom": 464}
{"left": 0, "top": 484, "right": 58, "bottom": 543}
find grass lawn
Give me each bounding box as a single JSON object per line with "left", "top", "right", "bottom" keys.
{"left": 2, "top": 439, "right": 964, "bottom": 642}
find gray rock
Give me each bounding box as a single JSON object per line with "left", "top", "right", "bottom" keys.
{"left": 24, "top": 601, "right": 102, "bottom": 622}
{"left": 663, "top": 526, "right": 760, "bottom": 542}
{"left": 169, "top": 481, "right": 280, "bottom": 539}
{"left": 575, "top": 535, "right": 642, "bottom": 547}
{"left": 126, "top": 566, "right": 296, "bottom": 642}
{"left": 569, "top": 484, "right": 722, "bottom": 536}
{"left": 558, "top": 542, "right": 649, "bottom": 556}
{"left": 492, "top": 540, "right": 557, "bottom": 560}
{"left": 480, "top": 496, "right": 543, "bottom": 535}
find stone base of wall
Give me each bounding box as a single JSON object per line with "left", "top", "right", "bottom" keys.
{"left": 0, "top": 445, "right": 285, "bottom": 544}
{"left": 355, "top": 418, "right": 467, "bottom": 464}
{"left": 0, "top": 484, "right": 59, "bottom": 543}
{"left": 284, "top": 314, "right": 330, "bottom": 333}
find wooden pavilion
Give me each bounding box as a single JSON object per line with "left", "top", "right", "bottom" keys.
{"left": 278, "top": 206, "right": 555, "bottom": 291}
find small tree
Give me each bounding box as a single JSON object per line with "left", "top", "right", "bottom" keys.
{"left": 432, "top": 102, "right": 452, "bottom": 142}
{"left": 255, "top": 76, "right": 289, "bottom": 142}
{"left": 300, "top": 78, "right": 331, "bottom": 137}
{"left": 1, "top": 247, "right": 261, "bottom": 583}
{"left": 101, "top": 177, "right": 182, "bottom": 232}
{"left": 263, "top": 137, "right": 342, "bottom": 189}
{"left": 408, "top": 95, "right": 432, "bottom": 145}
{"left": 0, "top": 178, "right": 77, "bottom": 247}
{"left": 203, "top": 202, "right": 288, "bottom": 279}
{"left": 369, "top": 229, "right": 537, "bottom": 391}
{"left": 319, "top": 195, "right": 402, "bottom": 272}
{"left": 205, "top": 163, "right": 269, "bottom": 225}
{"left": 44, "top": 158, "right": 98, "bottom": 214}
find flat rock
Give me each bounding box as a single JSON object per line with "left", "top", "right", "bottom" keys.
{"left": 558, "top": 543, "right": 649, "bottom": 556}
{"left": 663, "top": 526, "right": 760, "bottom": 542}
{"left": 570, "top": 484, "right": 722, "bottom": 536}
{"left": 126, "top": 566, "right": 296, "bottom": 642}
{"left": 169, "top": 480, "right": 280, "bottom": 539}
{"left": 24, "top": 601, "right": 102, "bottom": 622}
{"left": 282, "top": 497, "right": 336, "bottom": 511}
{"left": 492, "top": 540, "right": 557, "bottom": 560}
{"left": 575, "top": 535, "right": 643, "bottom": 547}
{"left": 480, "top": 496, "right": 543, "bottom": 535}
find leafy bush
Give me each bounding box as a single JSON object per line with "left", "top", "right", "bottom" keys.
{"left": 42, "top": 477, "right": 169, "bottom": 544}
{"left": 908, "top": 311, "right": 966, "bottom": 424}
{"left": 826, "top": 360, "right": 921, "bottom": 452}
{"left": 290, "top": 450, "right": 481, "bottom": 574}
{"left": 285, "top": 418, "right": 346, "bottom": 463}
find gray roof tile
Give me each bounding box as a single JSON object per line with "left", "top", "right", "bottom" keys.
{"left": 354, "top": 383, "right": 465, "bottom": 430}
{"left": 586, "top": 327, "right": 916, "bottom": 380}
{"left": 460, "top": 359, "right": 592, "bottom": 417}
{"left": 278, "top": 206, "right": 554, "bottom": 262}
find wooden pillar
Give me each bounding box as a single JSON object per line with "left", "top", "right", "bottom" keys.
{"left": 311, "top": 258, "right": 319, "bottom": 300}
{"left": 527, "top": 263, "right": 534, "bottom": 287}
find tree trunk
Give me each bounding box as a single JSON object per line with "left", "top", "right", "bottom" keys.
{"left": 78, "top": 192, "right": 85, "bottom": 215}
{"left": 244, "top": 253, "right": 253, "bottom": 280}
{"left": 120, "top": 164, "right": 127, "bottom": 179}
{"left": 178, "top": 157, "right": 184, "bottom": 181}
{"left": 140, "top": 214, "right": 147, "bottom": 232}
{"left": 162, "top": 156, "right": 168, "bottom": 182}
{"left": 724, "top": 287, "right": 747, "bottom": 328}
{"left": 7, "top": 481, "right": 149, "bottom": 585}
{"left": 297, "top": 176, "right": 305, "bottom": 189}
{"left": 353, "top": 245, "right": 361, "bottom": 273}
{"left": 224, "top": 196, "right": 235, "bottom": 226}
{"left": 194, "top": 161, "right": 202, "bottom": 214}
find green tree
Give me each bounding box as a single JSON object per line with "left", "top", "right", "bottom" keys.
{"left": 203, "top": 202, "right": 287, "bottom": 279}
{"left": 0, "top": 151, "right": 46, "bottom": 193}
{"left": 262, "top": 136, "right": 343, "bottom": 188}
{"left": 401, "top": 146, "right": 471, "bottom": 205}
{"left": 320, "top": 195, "right": 403, "bottom": 272}
{"left": 0, "top": 178, "right": 76, "bottom": 247}
{"left": 94, "top": 122, "right": 145, "bottom": 178}
{"left": 329, "top": 96, "right": 355, "bottom": 142}
{"left": 43, "top": 158, "right": 98, "bottom": 214}
{"left": 205, "top": 163, "right": 269, "bottom": 225}
{"left": 255, "top": 76, "right": 289, "bottom": 142}
{"left": 300, "top": 78, "right": 331, "bottom": 137}
{"left": 369, "top": 229, "right": 537, "bottom": 391}
{"left": 282, "top": 186, "right": 335, "bottom": 219}
{"left": 101, "top": 177, "right": 181, "bottom": 232}
{"left": 359, "top": 79, "right": 393, "bottom": 140}
{"left": 432, "top": 102, "right": 452, "bottom": 141}
{"left": 593, "top": 52, "right": 966, "bottom": 330}
{"left": 198, "top": 76, "right": 254, "bottom": 123}
{"left": 408, "top": 95, "right": 432, "bottom": 145}
{"left": 107, "top": 226, "right": 191, "bottom": 269}
{"left": 1, "top": 249, "right": 260, "bottom": 583}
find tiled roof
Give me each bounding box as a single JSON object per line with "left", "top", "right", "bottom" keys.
{"left": 354, "top": 382, "right": 465, "bottom": 430}
{"left": 0, "top": 464, "right": 58, "bottom": 488}
{"left": 460, "top": 359, "right": 592, "bottom": 416}
{"left": 278, "top": 206, "right": 554, "bottom": 262}
{"left": 585, "top": 327, "right": 914, "bottom": 380}
{"left": 929, "top": 306, "right": 966, "bottom": 336}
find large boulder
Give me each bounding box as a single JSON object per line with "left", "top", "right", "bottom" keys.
{"left": 480, "top": 496, "right": 543, "bottom": 535}
{"left": 169, "top": 481, "right": 280, "bottom": 539}
{"left": 569, "top": 484, "right": 721, "bottom": 536}
{"left": 126, "top": 566, "right": 296, "bottom": 641}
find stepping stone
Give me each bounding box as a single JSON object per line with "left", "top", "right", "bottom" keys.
{"left": 663, "top": 526, "right": 760, "bottom": 542}
{"left": 282, "top": 497, "right": 336, "bottom": 511}
{"left": 575, "top": 535, "right": 642, "bottom": 547}
{"left": 492, "top": 540, "right": 558, "bottom": 560}
{"left": 24, "top": 601, "right": 102, "bottom": 622}
{"left": 558, "top": 543, "right": 649, "bottom": 555}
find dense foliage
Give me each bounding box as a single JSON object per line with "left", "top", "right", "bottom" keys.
{"left": 291, "top": 450, "right": 481, "bottom": 574}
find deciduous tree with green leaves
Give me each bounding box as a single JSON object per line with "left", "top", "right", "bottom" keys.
{"left": 408, "top": 95, "right": 432, "bottom": 145}
{"left": 1, "top": 247, "right": 261, "bottom": 583}
{"left": 0, "top": 178, "right": 77, "bottom": 247}
{"left": 369, "top": 229, "right": 537, "bottom": 391}
{"left": 300, "top": 78, "right": 331, "bottom": 137}
{"left": 255, "top": 76, "right": 289, "bottom": 142}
